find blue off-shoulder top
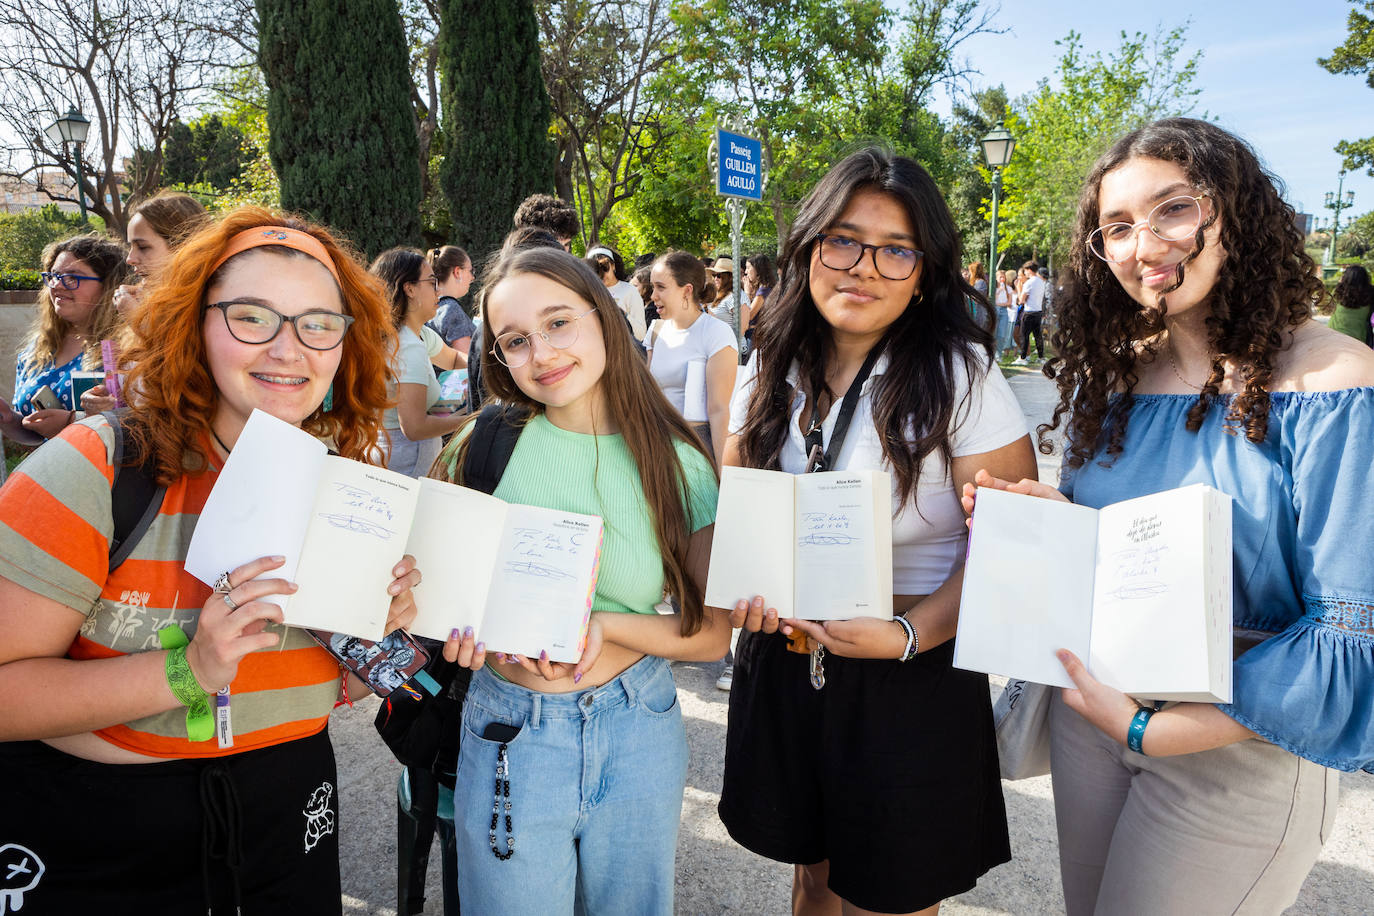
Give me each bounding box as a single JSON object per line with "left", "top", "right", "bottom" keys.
{"left": 1062, "top": 388, "right": 1374, "bottom": 773}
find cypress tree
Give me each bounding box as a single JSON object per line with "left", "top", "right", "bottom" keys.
{"left": 438, "top": 0, "right": 555, "bottom": 265}
{"left": 256, "top": 0, "right": 421, "bottom": 258}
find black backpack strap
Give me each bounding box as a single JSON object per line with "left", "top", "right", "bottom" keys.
{"left": 462, "top": 404, "right": 528, "bottom": 495}
{"left": 102, "top": 409, "right": 167, "bottom": 572}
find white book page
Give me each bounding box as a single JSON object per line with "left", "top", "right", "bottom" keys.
{"left": 404, "top": 479, "right": 508, "bottom": 641}
{"left": 954, "top": 487, "right": 1098, "bottom": 686}
{"left": 793, "top": 472, "right": 888, "bottom": 620}
{"left": 287, "top": 459, "right": 421, "bottom": 639}
{"left": 185, "top": 409, "right": 326, "bottom": 603}
{"left": 682, "top": 359, "right": 708, "bottom": 421}
{"left": 1203, "top": 488, "right": 1234, "bottom": 703}
{"left": 1090, "top": 485, "right": 1209, "bottom": 696}
{"left": 478, "top": 505, "right": 603, "bottom": 663}
{"left": 704, "top": 467, "right": 797, "bottom": 617}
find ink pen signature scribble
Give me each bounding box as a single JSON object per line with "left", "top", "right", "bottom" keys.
{"left": 797, "top": 533, "right": 858, "bottom": 547}
{"left": 1107, "top": 581, "right": 1169, "bottom": 600}
{"left": 318, "top": 513, "right": 395, "bottom": 540}
{"left": 505, "top": 560, "right": 576, "bottom": 581}
{"left": 333, "top": 483, "right": 369, "bottom": 499}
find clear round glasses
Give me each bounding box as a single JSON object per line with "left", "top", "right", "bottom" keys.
{"left": 1088, "top": 194, "right": 1210, "bottom": 263}
{"left": 815, "top": 233, "right": 923, "bottom": 281}
{"left": 492, "top": 309, "right": 597, "bottom": 368}
{"left": 205, "top": 301, "right": 355, "bottom": 351}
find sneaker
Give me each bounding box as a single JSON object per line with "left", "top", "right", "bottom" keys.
{"left": 1011, "top": 357, "right": 1028, "bottom": 366}
{"left": 716, "top": 665, "right": 734, "bottom": 691}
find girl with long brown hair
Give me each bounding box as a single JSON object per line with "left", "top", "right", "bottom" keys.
{"left": 434, "top": 246, "right": 726, "bottom": 915}
{"left": 969, "top": 117, "right": 1374, "bottom": 913}
{"left": 0, "top": 207, "right": 420, "bottom": 912}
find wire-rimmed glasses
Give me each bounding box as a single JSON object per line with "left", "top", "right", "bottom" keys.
{"left": 492, "top": 309, "right": 597, "bottom": 368}
{"left": 205, "top": 300, "right": 354, "bottom": 351}
{"left": 1088, "top": 195, "right": 1209, "bottom": 263}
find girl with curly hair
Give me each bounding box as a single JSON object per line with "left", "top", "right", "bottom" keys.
{"left": 1329, "top": 263, "right": 1373, "bottom": 345}
{"left": 0, "top": 207, "right": 421, "bottom": 913}
{"left": 968, "top": 117, "right": 1374, "bottom": 914}
{"left": 720, "top": 147, "right": 1035, "bottom": 915}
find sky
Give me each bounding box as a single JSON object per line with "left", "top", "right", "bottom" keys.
{"left": 929, "top": 0, "right": 1371, "bottom": 230}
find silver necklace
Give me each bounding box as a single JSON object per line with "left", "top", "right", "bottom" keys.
{"left": 1165, "top": 338, "right": 1207, "bottom": 391}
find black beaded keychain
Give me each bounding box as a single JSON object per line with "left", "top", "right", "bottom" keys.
{"left": 489, "top": 739, "right": 514, "bottom": 859}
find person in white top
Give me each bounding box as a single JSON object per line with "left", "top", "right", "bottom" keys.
{"left": 646, "top": 251, "right": 738, "bottom": 466}
{"left": 587, "top": 246, "right": 648, "bottom": 342}
{"left": 1016, "top": 260, "right": 1046, "bottom": 363}
{"left": 369, "top": 248, "right": 469, "bottom": 476}
{"left": 993, "top": 268, "right": 1015, "bottom": 358}
{"left": 707, "top": 257, "right": 740, "bottom": 327}
{"left": 716, "top": 147, "right": 1036, "bottom": 916}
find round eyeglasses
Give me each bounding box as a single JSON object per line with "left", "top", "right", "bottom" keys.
{"left": 205, "top": 301, "right": 354, "bottom": 351}
{"left": 815, "top": 233, "right": 923, "bottom": 281}
{"left": 41, "top": 271, "right": 101, "bottom": 290}
{"left": 1088, "top": 195, "right": 1209, "bottom": 263}
{"left": 492, "top": 309, "right": 597, "bottom": 369}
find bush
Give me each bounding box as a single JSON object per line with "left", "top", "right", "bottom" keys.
{"left": 0, "top": 269, "right": 41, "bottom": 290}
{"left": 0, "top": 205, "right": 89, "bottom": 271}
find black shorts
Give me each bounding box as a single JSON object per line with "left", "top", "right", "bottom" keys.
{"left": 719, "top": 632, "right": 1010, "bottom": 913}
{"left": 0, "top": 728, "right": 342, "bottom": 915}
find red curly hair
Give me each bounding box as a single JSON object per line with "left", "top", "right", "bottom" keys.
{"left": 121, "top": 206, "right": 395, "bottom": 484}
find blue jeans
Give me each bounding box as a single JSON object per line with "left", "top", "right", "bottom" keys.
{"left": 453, "top": 655, "right": 687, "bottom": 915}
{"left": 995, "top": 310, "right": 1013, "bottom": 353}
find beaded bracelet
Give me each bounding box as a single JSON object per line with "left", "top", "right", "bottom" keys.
{"left": 892, "top": 614, "right": 918, "bottom": 662}
{"left": 1126, "top": 705, "right": 1155, "bottom": 755}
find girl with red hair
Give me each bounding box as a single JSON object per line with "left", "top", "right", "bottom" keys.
{"left": 0, "top": 207, "right": 422, "bottom": 913}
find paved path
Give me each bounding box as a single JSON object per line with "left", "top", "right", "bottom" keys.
{"left": 332, "top": 365, "right": 1372, "bottom": 914}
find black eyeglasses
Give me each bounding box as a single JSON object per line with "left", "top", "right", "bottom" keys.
{"left": 205, "top": 301, "right": 355, "bottom": 351}
{"left": 815, "top": 234, "right": 923, "bottom": 281}
{"left": 41, "top": 271, "right": 101, "bottom": 290}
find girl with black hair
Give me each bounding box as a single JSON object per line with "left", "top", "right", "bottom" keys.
{"left": 968, "top": 117, "right": 1374, "bottom": 914}
{"left": 718, "top": 147, "right": 1035, "bottom": 915}
{"left": 1330, "top": 264, "right": 1373, "bottom": 346}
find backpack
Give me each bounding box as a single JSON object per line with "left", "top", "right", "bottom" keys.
{"left": 104, "top": 409, "right": 168, "bottom": 573}
{"left": 373, "top": 403, "right": 528, "bottom": 787}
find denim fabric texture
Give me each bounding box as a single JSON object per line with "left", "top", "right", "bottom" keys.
{"left": 453, "top": 655, "right": 688, "bottom": 915}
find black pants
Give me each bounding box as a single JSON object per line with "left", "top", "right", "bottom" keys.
{"left": 1020, "top": 311, "right": 1044, "bottom": 358}
{"left": 0, "top": 729, "right": 342, "bottom": 915}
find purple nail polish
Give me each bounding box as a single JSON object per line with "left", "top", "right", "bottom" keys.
{"left": 496, "top": 652, "right": 506, "bottom": 663}
{"left": 573, "top": 672, "right": 582, "bottom": 684}
{"left": 449, "top": 628, "right": 461, "bottom": 641}
{"left": 464, "top": 626, "right": 474, "bottom": 639}
{"left": 475, "top": 642, "right": 485, "bottom": 653}
{"left": 540, "top": 650, "right": 548, "bottom": 662}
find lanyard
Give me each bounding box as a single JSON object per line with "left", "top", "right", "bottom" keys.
{"left": 802, "top": 346, "right": 882, "bottom": 474}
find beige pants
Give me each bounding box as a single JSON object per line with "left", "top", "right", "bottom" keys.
{"left": 1049, "top": 693, "right": 1339, "bottom": 915}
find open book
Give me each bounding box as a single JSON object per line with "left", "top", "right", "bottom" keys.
{"left": 704, "top": 467, "right": 892, "bottom": 620}
{"left": 955, "top": 484, "right": 1233, "bottom": 703}
{"left": 185, "top": 410, "right": 602, "bottom": 662}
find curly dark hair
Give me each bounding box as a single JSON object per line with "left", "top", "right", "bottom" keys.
{"left": 738, "top": 146, "right": 994, "bottom": 507}
{"left": 513, "top": 193, "right": 580, "bottom": 240}
{"left": 1334, "top": 264, "right": 1373, "bottom": 312}
{"left": 1041, "top": 117, "right": 1321, "bottom": 469}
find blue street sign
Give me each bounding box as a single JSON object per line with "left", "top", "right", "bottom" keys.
{"left": 716, "top": 128, "right": 763, "bottom": 201}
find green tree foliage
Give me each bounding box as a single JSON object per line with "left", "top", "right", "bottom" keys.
{"left": 438, "top": 0, "right": 556, "bottom": 265}
{"left": 1320, "top": 0, "right": 1374, "bottom": 175}
{"left": 998, "top": 27, "right": 1201, "bottom": 266}
{"left": 945, "top": 86, "right": 1009, "bottom": 267}
{"left": 163, "top": 116, "right": 248, "bottom": 190}
{"left": 0, "top": 205, "right": 88, "bottom": 271}
{"left": 257, "top": 0, "right": 421, "bottom": 258}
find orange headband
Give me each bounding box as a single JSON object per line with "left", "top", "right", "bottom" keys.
{"left": 208, "top": 226, "right": 342, "bottom": 286}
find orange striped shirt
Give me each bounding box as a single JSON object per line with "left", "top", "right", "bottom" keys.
{"left": 0, "top": 416, "right": 340, "bottom": 758}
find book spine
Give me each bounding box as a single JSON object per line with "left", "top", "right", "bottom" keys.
{"left": 576, "top": 525, "right": 605, "bottom": 657}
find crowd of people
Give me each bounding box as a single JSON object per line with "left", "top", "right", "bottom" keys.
{"left": 0, "top": 115, "right": 1370, "bottom": 916}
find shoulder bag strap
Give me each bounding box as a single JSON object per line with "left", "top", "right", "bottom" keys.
{"left": 802, "top": 345, "right": 883, "bottom": 474}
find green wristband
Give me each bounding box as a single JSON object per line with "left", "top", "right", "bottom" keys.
{"left": 164, "top": 643, "right": 215, "bottom": 742}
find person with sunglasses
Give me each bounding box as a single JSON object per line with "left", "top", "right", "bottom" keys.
{"left": 13, "top": 234, "right": 129, "bottom": 441}
{"left": 967, "top": 118, "right": 1374, "bottom": 914}
{"left": 370, "top": 248, "right": 472, "bottom": 477}
{"left": 719, "top": 147, "right": 1035, "bottom": 915}
{"left": 0, "top": 208, "right": 421, "bottom": 912}
{"left": 432, "top": 246, "right": 726, "bottom": 915}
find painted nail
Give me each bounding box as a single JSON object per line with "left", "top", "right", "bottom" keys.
{"left": 540, "top": 650, "right": 548, "bottom": 662}
{"left": 464, "top": 626, "right": 474, "bottom": 639}
{"left": 496, "top": 652, "right": 507, "bottom": 663}
{"left": 449, "top": 628, "right": 461, "bottom": 641}
{"left": 475, "top": 642, "right": 485, "bottom": 653}
{"left": 573, "top": 672, "right": 583, "bottom": 684}
{"left": 736, "top": 600, "right": 748, "bottom": 612}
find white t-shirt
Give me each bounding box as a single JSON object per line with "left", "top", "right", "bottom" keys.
{"left": 994, "top": 283, "right": 1014, "bottom": 322}
{"left": 383, "top": 327, "right": 441, "bottom": 429}
{"left": 1021, "top": 274, "right": 1045, "bottom": 313}
{"left": 609, "top": 280, "right": 647, "bottom": 341}
{"left": 709, "top": 292, "right": 739, "bottom": 326}
{"left": 645, "top": 314, "right": 738, "bottom": 421}
{"left": 728, "top": 348, "right": 1027, "bottom": 594}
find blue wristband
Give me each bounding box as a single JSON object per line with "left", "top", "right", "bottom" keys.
{"left": 1126, "top": 706, "right": 1154, "bottom": 754}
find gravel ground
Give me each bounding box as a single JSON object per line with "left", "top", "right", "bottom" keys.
{"left": 331, "top": 365, "right": 1373, "bottom": 914}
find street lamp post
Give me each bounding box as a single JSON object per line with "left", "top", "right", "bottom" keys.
{"left": 980, "top": 123, "right": 1016, "bottom": 278}
{"left": 44, "top": 106, "right": 92, "bottom": 222}
{"left": 1322, "top": 170, "right": 1355, "bottom": 266}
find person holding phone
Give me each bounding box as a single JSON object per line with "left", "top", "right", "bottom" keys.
{"left": 14, "top": 234, "right": 129, "bottom": 440}
{"left": 966, "top": 118, "right": 1374, "bottom": 914}
{"left": 0, "top": 208, "right": 421, "bottom": 912}
{"left": 433, "top": 246, "right": 727, "bottom": 915}
{"left": 718, "top": 147, "right": 1036, "bottom": 915}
